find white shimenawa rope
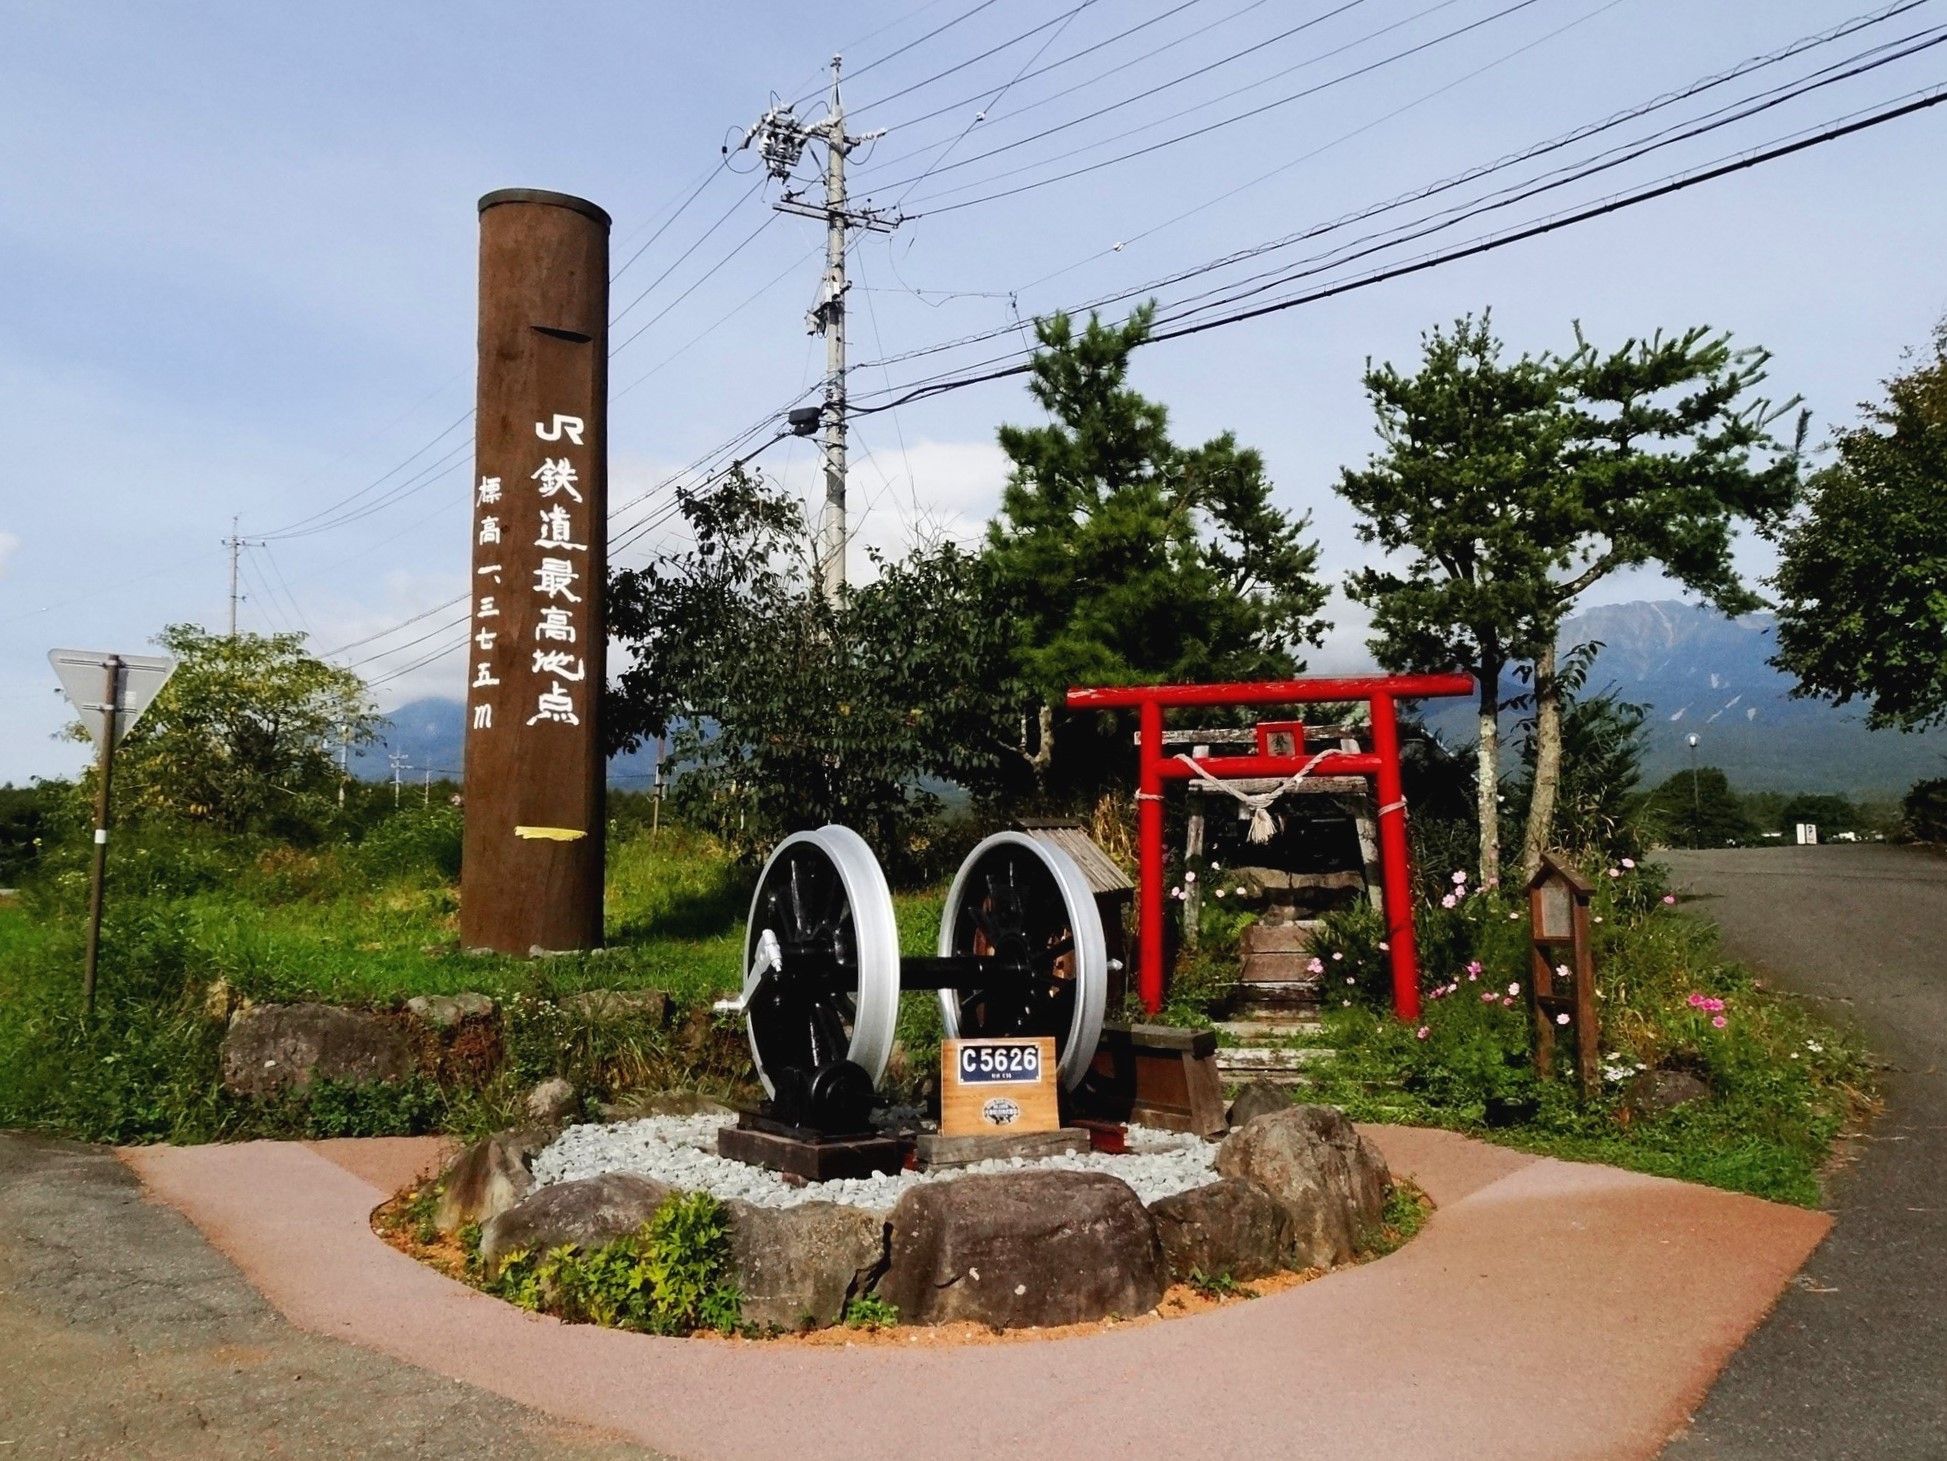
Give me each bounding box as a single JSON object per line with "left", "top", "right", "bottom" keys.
{"left": 1173, "top": 748, "right": 1336, "bottom": 843}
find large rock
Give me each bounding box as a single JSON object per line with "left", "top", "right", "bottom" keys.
{"left": 879, "top": 1172, "right": 1165, "bottom": 1329}
{"left": 524, "top": 1077, "right": 579, "bottom": 1125}
{"left": 434, "top": 1129, "right": 546, "bottom": 1235}
{"left": 560, "top": 990, "right": 669, "bottom": 1024}
{"left": 1147, "top": 1178, "right": 1295, "bottom": 1283}
{"left": 595, "top": 1089, "right": 735, "bottom": 1122}
{"left": 1626, "top": 1067, "right": 1711, "bottom": 1116}
{"left": 479, "top": 1172, "right": 676, "bottom": 1270}
{"left": 1226, "top": 1080, "right": 1292, "bottom": 1128}
{"left": 219, "top": 1003, "right": 414, "bottom": 1098}
{"left": 1215, "top": 1105, "right": 1390, "bottom": 1268}
{"left": 404, "top": 992, "right": 496, "bottom": 1029}
{"left": 724, "top": 1200, "right": 887, "bottom": 1331}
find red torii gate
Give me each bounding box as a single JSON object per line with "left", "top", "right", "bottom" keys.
{"left": 1065, "top": 674, "right": 1474, "bottom": 1022}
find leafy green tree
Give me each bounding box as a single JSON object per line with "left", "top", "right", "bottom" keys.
{"left": 76, "top": 624, "right": 376, "bottom": 836}
{"left": 1508, "top": 644, "right": 1648, "bottom": 862}
{"left": 1336, "top": 314, "right": 1570, "bottom": 884}
{"left": 1640, "top": 766, "right": 1757, "bottom": 848}
{"left": 606, "top": 471, "right": 1016, "bottom": 859}
{"left": 1903, "top": 777, "right": 1947, "bottom": 843}
{"left": 1773, "top": 318, "right": 1947, "bottom": 730}
{"left": 1340, "top": 314, "right": 1801, "bottom": 878}
{"left": 988, "top": 304, "right": 1328, "bottom": 797}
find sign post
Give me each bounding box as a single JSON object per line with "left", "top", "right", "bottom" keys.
{"left": 48, "top": 648, "right": 177, "bottom": 1015}
{"left": 460, "top": 189, "right": 610, "bottom": 954}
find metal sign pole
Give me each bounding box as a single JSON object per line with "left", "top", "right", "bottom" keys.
{"left": 81, "top": 654, "right": 122, "bottom": 1017}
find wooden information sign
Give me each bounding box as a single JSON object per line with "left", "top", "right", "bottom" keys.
{"left": 940, "top": 1037, "right": 1059, "bottom": 1138}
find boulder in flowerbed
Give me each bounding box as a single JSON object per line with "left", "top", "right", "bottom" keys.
{"left": 724, "top": 1199, "right": 887, "bottom": 1330}
{"left": 1226, "top": 1079, "right": 1291, "bottom": 1128}
{"left": 434, "top": 1128, "right": 547, "bottom": 1235}
{"left": 1147, "top": 1177, "right": 1295, "bottom": 1283}
{"left": 219, "top": 1002, "right": 414, "bottom": 1098}
{"left": 878, "top": 1170, "right": 1165, "bottom": 1328}
{"left": 1215, "top": 1104, "right": 1390, "bottom": 1268}
{"left": 403, "top": 992, "right": 496, "bottom": 1029}
{"left": 479, "top": 1171, "right": 676, "bottom": 1269}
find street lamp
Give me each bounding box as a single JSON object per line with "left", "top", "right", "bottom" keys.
{"left": 1686, "top": 732, "right": 1701, "bottom": 847}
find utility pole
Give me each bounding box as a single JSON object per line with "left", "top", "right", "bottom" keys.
{"left": 337, "top": 724, "right": 350, "bottom": 808}
{"left": 1687, "top": 732, "right": 1702, "bottom": 847}
{"left": 389, "top": 750, "right": 409, "bottom": 809}
{"left": 223, "top": 515, "right": 263, "bottom": 638}
{"left": 740, "top": 58, "right": 897, "bottom": 599}
{"left": 423, "top": 765, "right": 432, "bottom": 808}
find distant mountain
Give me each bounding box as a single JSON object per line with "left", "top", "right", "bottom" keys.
{"left": 1422, "top": 600, "right": 1947, "bottom": 796}
{"left": 362, "top": 602, "right": 1947, "bottom": 798}
{"left": 351, "top": 698, "right": 663, "bottom": 788}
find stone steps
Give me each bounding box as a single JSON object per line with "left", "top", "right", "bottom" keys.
{"left": 1214, "top": 1043, "right": 1335, "bottom": 1085}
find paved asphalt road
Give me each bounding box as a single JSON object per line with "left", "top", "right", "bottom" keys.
{"left": 1662, "top": 845, "right": 1946, "bottom": 1460}
{"left": 0, "top": 1136, "right": 654, "bottom": 1459}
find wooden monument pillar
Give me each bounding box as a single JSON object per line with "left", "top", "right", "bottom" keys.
{"left": 460, "top": 189, "right": 609, "bottom": 954}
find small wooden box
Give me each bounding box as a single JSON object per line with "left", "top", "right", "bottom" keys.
{"left": 940, "top": 1036, "right": 1059, "bottom": 1137}
{"left": 1085, "top": 1023, "right": 1228, "bottom": 1137}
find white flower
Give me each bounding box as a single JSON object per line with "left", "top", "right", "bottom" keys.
{"left": 1507, "top": 982, "right": 1521, "bottom": 997}
{"left": 1805, "top": 1040, "right": 1824, "bottom": 1054}
{"left": 1214, "top": 889, "right": 1226, "bottom": 900}
{"left": 1441, "top": 893, "right": 1457, "bottom": 908}
{"left": 1183, "top": 870, "right": 1197, "bottom": 884}
{"left": 1331, "top": 951, "right": 1343, "bottom": 962}
{"left": 1555, "top": 1012, "right": 1571, "bottom": 1026}
{"left": 1210, "top": 861, "right": 1221, "bottom": 871}
{"left": 1452, "top": 869, "right": 1468, "bottom": 885}
{"left": 1621, "top": 857, "right": 1636, "bottom": 870}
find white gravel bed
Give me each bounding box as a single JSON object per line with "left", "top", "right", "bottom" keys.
{"left": 530, "top": 1113, "right": 1219, "bottom": 1212}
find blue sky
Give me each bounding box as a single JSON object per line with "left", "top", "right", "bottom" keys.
{"left": 3, "top": 0, "right": 1943, "bottom": 782}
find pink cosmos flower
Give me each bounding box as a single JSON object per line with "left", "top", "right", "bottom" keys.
{"left": 1466, "top": 961, "right": 1483, "bottom": 976}
{"left": 1500, "top": 996, "right": 1516, "bottom": 1008}
{"left": 1662, "top": 894, "right": 1677, "bottom": 905}
{"left": 1307, "top": 957, "right": 1325, "bottom": 975}
{"left": 1416, "top": 1026, "right": 1430, "bottom": 1040}
{"left": 1481, "top": 991, "right": 1497, "bottom": 1003}
{"left": 1711, "top": 1014, "right": 1727, "bottom": 1029}
{"left": 1441, "top": 893, "right": 1457, "bottom": 908}
{"left": 1607, "top": 867, "right": 1622, "bottom": 879}
{"left": 1621, "top": 858, "right": 1636, "bottom": 870}
{"left": 1452, "top": 869, "right": 1468, "bottom": 885}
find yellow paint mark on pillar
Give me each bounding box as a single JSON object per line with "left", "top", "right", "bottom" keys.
{"left": 514, "top": 826, "right": 586, "bottom": 842}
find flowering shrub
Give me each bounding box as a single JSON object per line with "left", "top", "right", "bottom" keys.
{"left": 1297, "top": 856, "right": 1873, "bottom": 1205}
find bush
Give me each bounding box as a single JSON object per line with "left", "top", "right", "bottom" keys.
{"left": 1903, "top": 777, "right": 1947, "bottom": 843}
{"left": 352, "top": 806, "right": 464, "bottom": 885}
{"left": 1298, "top": 857, "right": 1872, "bottom": 1205}
{"left": 483, "top": 1191, "right": 741, "bottom": 1336}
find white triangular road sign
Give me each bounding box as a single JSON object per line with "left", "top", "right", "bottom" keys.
{"left": 49, "top": 649, "right": 179, "bottom": 748}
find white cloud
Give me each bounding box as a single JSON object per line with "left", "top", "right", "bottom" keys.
{"left": 0, "top": 531, "right": 19, "bottom": 579}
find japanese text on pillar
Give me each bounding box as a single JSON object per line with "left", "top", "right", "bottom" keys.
{"left": 469, "top": 412, "right": 589, "bottom": 734}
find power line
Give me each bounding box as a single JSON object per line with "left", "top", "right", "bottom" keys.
{"left": 845, "top": 87, "right": 1947, "bottom": 416}
{"left": 894, "top": 0, "right": 1550, "bottom": 215}
{"left": 854, "top": 0, "right": 1940, "bottom": 374}
{"left": 850, "top": 0, "right": 1105, "bottom": 116}
{"left": 885, "top": 0, "right": 1102, "bottom": 208}
{"left": 865, "top": 0, "right": 1384, "bottom": 184}
{"left": 869, "top": 0, "right": 1242, "bottom": 130}
{"left": 792, "top": 0, "right": 1009, "bottom": 104}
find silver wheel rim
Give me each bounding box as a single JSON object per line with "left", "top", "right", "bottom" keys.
{"left": 742, "top": 824, "right": 900, "bottom": 1096}
{"left": 936, "top": 831, "right": 1109, "bottom": 1091}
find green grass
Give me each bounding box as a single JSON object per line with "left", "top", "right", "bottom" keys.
{"left": 1294, "top": 862, "right": 1874, "bottom": 1207}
